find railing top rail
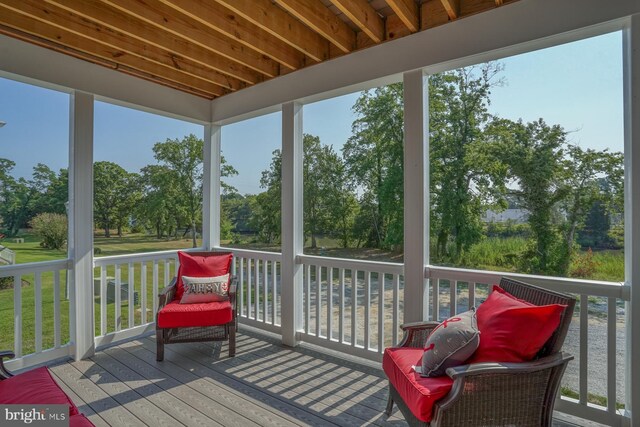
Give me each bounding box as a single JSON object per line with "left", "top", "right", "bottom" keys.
{"left": 0, "top": 258, "right": 71, "bottom": 277}
{"left": 297, "top": 254, "right": 404, "bottom": 274}
{"left": 427, "top": 265, "right": 628, "bottom": 300}
{"left": 93, "top": 248, "right": 200, "bottom": 266}
{"left": 217, "top": 247, "right": 283, "bottom": 262}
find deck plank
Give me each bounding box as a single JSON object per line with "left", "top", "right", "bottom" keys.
{"left": 40, "top": 328, "right": 598, "bottom": 427}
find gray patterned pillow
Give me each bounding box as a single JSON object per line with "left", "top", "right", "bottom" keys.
{"left": 179, "top": 274, "right": 230, "bottom": 304}
{"left": 421, "top": 308, "right": 480, "bottom": 377}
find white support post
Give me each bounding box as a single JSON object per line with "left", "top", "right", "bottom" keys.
{"left": 68, "top": 91, "right": 95, "bottom": 361}
{"left": 203, "top": 124, "right": 221, "bottom": 250}
{"left": 403, "top": 70, "right": 429, "bottom": 323}
{"left": 624, "top": 14, "right": 640, "bottom": 426}
{"left": 281, "top": 102, "right": 303, "bottom": 347}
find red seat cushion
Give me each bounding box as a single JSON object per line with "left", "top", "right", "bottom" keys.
{"left": 468, "top": 285, "right": 566, "bottom": 364}
{"left": 0, "top": 367, "right": 79, "bottom": 416}
{"left": 70, "top": 414, "right": 95, "bottom": 427}
{"left": 176, "top": 251, "right": 233, "bottom": 301}
{"left": 383, "top": 347, "right": 454, "bottom": 422}
{"left": 157, "top": 299, "right": 233, "bottom": 328}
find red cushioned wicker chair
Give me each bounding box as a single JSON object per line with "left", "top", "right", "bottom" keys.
{"left": 384, "top": 277, "right": 576, "bottom": 427}
{"left": 155, "top": 251, "right": 238, "bottom": 361}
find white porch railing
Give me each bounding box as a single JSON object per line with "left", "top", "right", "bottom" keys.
{"left": 92, "top": 250, "right": 180, "bottom": 348}
{"left": 296, "top": 254, "right": 404, "bottom": 362}
{"left": 228, "top": 248, "right": 283, "bottom": 335}
{"left": 427, "top": 265, "right": 627, "bottom": 427}
{"left": 0, "top": 259, "right": 73, "bottom": 371}
{"left": 0, "top": 251, "right": 629, "bottom": 426}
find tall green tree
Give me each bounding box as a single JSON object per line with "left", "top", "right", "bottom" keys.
{"left": 343, "top": 84, "right": 404, "bottom": 249}
{"left": 429, "top": 64, "right": 507, "bottom": 260}
{"left": 94, "top": 161, "right": 139, "bottom": 237}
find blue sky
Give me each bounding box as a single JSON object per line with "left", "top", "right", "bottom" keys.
{"left": 0, "top": 31, "right": 623, "bottom": 195}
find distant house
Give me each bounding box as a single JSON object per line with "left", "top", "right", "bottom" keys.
{"left": 483, "top": 208, "right": 529, "bottom": 224}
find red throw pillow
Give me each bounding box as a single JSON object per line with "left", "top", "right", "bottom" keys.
{"left": 175, "top": 251, "right": 233, "bottom": 301}
{"left": 469, "top": 285, "right": 566, "bottom": 364}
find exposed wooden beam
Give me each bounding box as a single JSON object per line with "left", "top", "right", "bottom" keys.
{"left": 274, "top": 0, "right": 356, "bottom": 53}
{"left": 440, "top": 0, "right": 460, "bottom": 19}
{"left": 0, "top": 6, "right": 221, "bottom": 98}
{"left": 385, "top": 0, "right": 419, "bottom": 33}
{"left": 4, "top": 0, "right": 242, "bottom": 92}
{"left": 328, "top": 0, "right": 385, "bottom": 43}
{"left": 102, "top": 0, "right": 278, "bottom": 78}
{"left": 46, "top": 0, "right": 261, "bottom": 85}
{"left": 159, "top": 0, "right": 306, "bottom": 71}
{"left": 496, "top": 0, "right": 504, "bottom": 5}
{"left": 213, "top": 0, "right": 329, "bottom": 62}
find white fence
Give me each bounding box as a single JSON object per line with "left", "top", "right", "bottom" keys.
{"left": 0, "top": 251, "right": 629, "bottom": 425}
{"left": 0, "top": 259, "right": 73, "bottom": 371}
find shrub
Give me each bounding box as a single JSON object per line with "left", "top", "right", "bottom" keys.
{"left": 30, "top": 213, "right": 67, "bottom": 250}
{"left": 570, "top": 247, "right": 600, "bottom": 279}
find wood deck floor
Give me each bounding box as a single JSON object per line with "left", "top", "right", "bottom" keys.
{"left": 45, "top": 328, "right": 599, "bottom": 426}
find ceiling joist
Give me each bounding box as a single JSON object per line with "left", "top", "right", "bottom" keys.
{"left": 328, "top": 0, "right": 385, "bottom": 43}
{"left": 274, "top": 0, "right": 356, "bottom": 53}
{"left": 440, "top": 0, "right": 461, "bottom": 20}
{"left": 158, "top": 0, "right": 307, "bottom": 71}
{"left": 385, "top": 0, "right": 419, "bottom": 33}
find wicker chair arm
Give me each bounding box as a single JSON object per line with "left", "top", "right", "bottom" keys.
{"left": 397, "top": 321, "right": 440, "bottom": 348}
{"left": 0, "top": 350, "right": 15, "bottom": 379}
{"left": 433, "top": 352, "right": 574, "bottom": 417}
{"left": 228, "top": 275, "right": 238, "bottom": 308}
{"left": 158, "top": 277, "right": 177, "bottom": 311}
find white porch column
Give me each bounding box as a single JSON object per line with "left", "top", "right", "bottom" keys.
{"left": 281, "top": 102, "right": 303, "bottom": 346}
{"left": 203, "top": 124, "right": 221, "bottom": 250}
{"left": 403, "top": 70, "right": 430, "bottom": 324}
{"left": 68, "top": 91, "right": 95, "bottom": 361}
{"left": 624, "top": 14, "right": 640, "bottom": 426}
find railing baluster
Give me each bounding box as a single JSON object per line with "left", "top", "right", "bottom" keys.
{"left": 141, "top": 263, "right": 147, "bottom": 324}
{"left": 253, "top": 258, "right": 260, "bottom": 320}
{"left": 450, "top": 280, "right": 457, "bottom": 316}
{"left": 315, "top": 265, "right": 321, "bottom": 337}
{"left": 327, "top": 267, "right": 333, "bottom": 341}
{"left": 263, "top": 260, "right": 268, "bottom": 323}
{"left": 433, "top": 279, "right": 440, "bottom": 321}
{"left": 364, "top": 271, "right": 371, "bottom": 350}
{"left": 247, "top": 258, "right": 252, "bottom": 319}
{"left": 14, "top": 274, "right": 22, "bottom": 357}
{"left": 152, "top": 260, "right": 159, "bottom": 315}
{"left": 271, "top": 261, "right": 277, "bottom": 325}
{"left": 128, "top": 262, "right": 134, "bottom": 329}
{"left": 579, "top": 294, "right": 588, "bottom": 405}
{"left": 469, "top": 281, "right": 476, "bottom": 310}
{"left": 164, "top": 260, "right": 170, "bottom": 287}
{"left": 115, "top": 264, "right": 122, "bottom": 332}
{"left": 393, "top": 273, "right": 400, "bottom": 346}
{"left": 339, "top": 268, "right": 345, "bottom": 343}
{"left": 54, "top": 270, "right": 61, "bottom": 348}
{"left": 351, "top": 269, "right": 358, "bottom": 347}
{"left": 239, "top": 258, "right": 244, "bottom": 317}
{"left": 305, "top": 264, "right": 311, "bottom": 334}
{"left": 100, "top": 266, "right": 107, "bottom": 335}
{"left": 34, "top": 272, "right": 42, "bottom": 353}
{"left": 378, "top": 272, "right": 384, "bottom": 353}
{"left": 607, "top": 297, "right": 617, "bottom": 413}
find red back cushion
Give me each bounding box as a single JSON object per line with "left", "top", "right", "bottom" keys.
{"left": 469, "top": 285, "right": 566, "bottom": 364}
{"left": 176, "top": 251, "right": 233, "bottom": 300}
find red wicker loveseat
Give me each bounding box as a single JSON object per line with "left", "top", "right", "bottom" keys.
{"left": 0, "top": 351, "right": 94, "bottom": 426}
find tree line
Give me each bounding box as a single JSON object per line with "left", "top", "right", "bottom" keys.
{"left": 0, "top": 63, "right": 624, "bottom": 277}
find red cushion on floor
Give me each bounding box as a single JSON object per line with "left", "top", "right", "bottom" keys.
{"left": 70, "top": 414, "right": 95, "bottom": 427}
{"left": 469, "top": 285, "right": 566, "bottom": 364}
{"left": 157, "top": 299, "right": 233, "bottom": 328}
{"left": 176, "top": 251, "right": 233, "bottom": 301}
{"left": 0, "top": 367, "right": 79, "bottom": 416}
{"left": 383, "top": 347, "right": 454, "bottom": 422}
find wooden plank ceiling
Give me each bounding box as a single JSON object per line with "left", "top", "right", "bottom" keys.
{"left": 0, "top": 0, "right": 517, "bottom": 99}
